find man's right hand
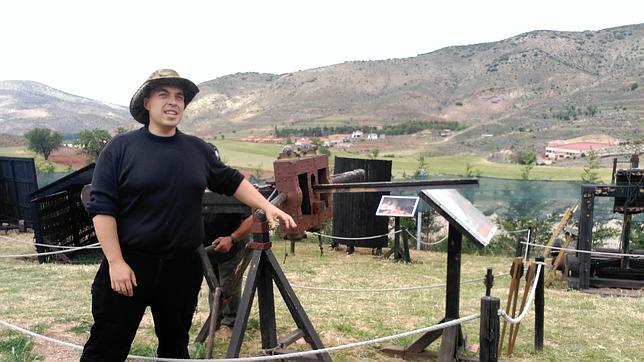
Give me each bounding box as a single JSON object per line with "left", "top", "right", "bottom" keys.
{"left": 108, "top": 259, "right": 138, "bottom": 297}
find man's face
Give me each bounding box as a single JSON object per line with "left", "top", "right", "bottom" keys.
{"left": 144, "top": 84, "right": 185, "bottom": 130}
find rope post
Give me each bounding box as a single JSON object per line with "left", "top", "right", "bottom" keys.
{"left": 514, "top": 233, "right": 523, "bottom": 258}
{"left": 485, "top": 268, "right": 494, "bottom": 297}
{"left": 479, "top": 296, "right": 500, "bottom": 362}
{"left": 416, "top": 211, "right": 422, "bottom": 250}
{"left": 524, "top": 227, "right": 532, "bottom": 260}
{"left": 535, "top": 256, "right": 545, "bottom": 352}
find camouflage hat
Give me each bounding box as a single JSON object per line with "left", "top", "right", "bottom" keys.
{"left": 129, "top": 69, "right": 199, "bottom": 124}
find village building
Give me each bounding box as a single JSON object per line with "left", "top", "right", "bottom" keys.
{"left": 544, "top": 141, "right": 613, "bottom": 160}
{"left": 323, "top": 134, "right": 352, "bottom": 147}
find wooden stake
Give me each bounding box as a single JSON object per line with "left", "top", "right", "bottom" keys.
{"left": 499, "top": 257, "right": 523, "bottom": 355}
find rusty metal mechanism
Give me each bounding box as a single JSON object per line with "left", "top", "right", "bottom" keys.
{"left": 268, "top": 146, "right": 477, "bottom": 241}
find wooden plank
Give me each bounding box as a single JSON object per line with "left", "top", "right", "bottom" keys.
{"left": 226, "top": 250, "right": 262, "bottom": 358}
{"left": 508, "top": 263, "right": 536, "bottom": 356}
{"left": 543, "top": 204, "right": 576, "bottom": 257}
{"left": 438, "top": 325, "right": 458, "bottom": 362}
{"left": 546, "top": 233, "right": 572, "bottom": 287}
{"left": 266, "top": 250, "right": 332, "bottom": 362}
{"left": 499, "top": 257, "right": 522, "bottom": 355}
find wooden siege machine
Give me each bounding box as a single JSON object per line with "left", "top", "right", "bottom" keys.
{"left": 570, "top": 156, "right": 644, "bottom": 290}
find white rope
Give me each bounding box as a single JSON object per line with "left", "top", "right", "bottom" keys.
{"left": 498, "top": 263, "right": 543, "bottom": 325}
{"left": 290, "top": 273, "right": 510, "bottom": 293}
{"left": 0, "top": 243, "right": 101, "bottom": 258}
{"left": 522, "top": 241, "right": 644, "bottom": 258}
{"left": 417, "top": 234, "right": 448, "bottom": 247}
{"left": 309, "top": 229, "right": 401, "bottom": 241}
{"left": 0, "top": 234, "right": 100, "bottom": 249}
{"left": 0, "top": 313, "right": 481, "bottom": 362}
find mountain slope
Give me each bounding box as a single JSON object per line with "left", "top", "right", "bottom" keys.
{"left": 0, "top": 80, "right": 130, "bottom": 135}
{"left": 183, "top": 23, "right": 643, "bottom": 151}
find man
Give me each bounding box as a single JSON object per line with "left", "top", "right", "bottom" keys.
{"left": 81, "top": 69, "right": 295, "bottom": 361}
{"left": 203, "top": 211, "right": 252, "bottom": 335}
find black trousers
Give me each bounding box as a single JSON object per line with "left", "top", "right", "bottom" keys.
{"left": 81, "top": 250, "right": 203, "bottom": 362}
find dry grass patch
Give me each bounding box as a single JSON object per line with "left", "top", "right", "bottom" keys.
{"left": 1, "top": 232, "right": 642, "bottom": 361}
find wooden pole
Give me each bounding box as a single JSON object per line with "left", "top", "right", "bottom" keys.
{"left": 535, "top": 256, "right": 545, "bottom": 352}
{"left": 508, "top": 263, "right": 536, "bottom": 355}
{"left": 479, "top": 296, "right": 500, "bottom": 362}
{"left": 578, "top": 186, "right": 595, "bottom": 289}
{"left": 499, "top": 257, "right": 522, "bottom": 355}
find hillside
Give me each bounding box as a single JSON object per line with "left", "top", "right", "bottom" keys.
{"left": 0, "top": 24, "right": 642, "bottom": 156}
{"left": 183, "top": 23, "right": 643, "bottom": 153}
{"left": 0, "top": 80, "right": 131, "bottom": 135}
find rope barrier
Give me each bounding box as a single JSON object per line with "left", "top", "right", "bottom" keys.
{"left": 521, "top": 241, "right": 644, "bottom": 258}
{"left": 0, "top": 234, "right": 101, "bottom": 250}
{"left": 0, "top": 313, "right": 481, "bottom": 361}
{"left": 290, "top": 273, "right": 510, "bottom": 293}
{"left": 412, "top": 231, "right": 447, "bottom": 247}
{"left": 308, "top": 229, "right": 401, "bottom": 241}
{"left": 498, "top": 263, "right": 543, "bottom": 325}
{"left": 0, "top": 243, "right": 101, "bottom": 259}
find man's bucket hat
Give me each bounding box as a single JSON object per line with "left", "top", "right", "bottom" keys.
{"left": 129, "top": 69, "right": 199, "bottom": 124}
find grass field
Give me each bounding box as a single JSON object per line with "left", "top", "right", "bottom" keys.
{"left": 0, "top": 231, "right": 642, "bottom": 361}
{"left": 0, "top": 147, "right": 72, "bottom": 173}
{"left": 1, "top": 141, "right": 613, "bottom": 182}
{"left": 209, "top": 140, "right": 613, "bottom": 182}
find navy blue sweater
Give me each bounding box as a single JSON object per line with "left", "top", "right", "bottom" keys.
{"left": 87, "top": 127, "right": 244, "bottom": 254}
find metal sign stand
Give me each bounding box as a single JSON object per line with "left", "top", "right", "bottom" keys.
{"left": 383, "top": 217, "right": 412, "bottom": 263}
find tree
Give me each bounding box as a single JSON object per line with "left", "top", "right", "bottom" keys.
{"left": 513, "top": 147, "right": 536, "bottom": 180}
{"left": 512, "top": 147, "right": 536, "bottom": 165}
{"left": 520, "top": 163, "right": 534, "bottom": 180}
{"left": 24, "top": 128, "right": 62, "bottom": 160}
{"left": 368, "top": 148, "right": 380, "bottom": 159}
{"left": 310, "top": 137, "right": 330, "bottom": 156}
{"left": 465, "top": 161, "right": 481, "bottom": 177}
{"left": 581, "top": 149, "right": 601, "bottom": 183}
{"left": 414, "top": 156, "right": 429, "bottom": 178}
{"left": 76, "top": 129, "right": 112, "bottom": 163}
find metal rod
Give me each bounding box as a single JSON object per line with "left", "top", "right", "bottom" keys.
{"left": 312, "top": 178, "right": 478, "bottom": 193}
{"left": 329, "top": 169, "right": 365, "bottom": 184}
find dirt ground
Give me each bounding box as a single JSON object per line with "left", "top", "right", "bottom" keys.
{"left": 48, "top": 147, "right": 87, "bottom": 169}
{"left": 31, "top": 323, "right": 84, "bottom": 361}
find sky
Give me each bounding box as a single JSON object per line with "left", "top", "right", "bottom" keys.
{"left": 2, "top": 0, "right": 642, "bottom": 106}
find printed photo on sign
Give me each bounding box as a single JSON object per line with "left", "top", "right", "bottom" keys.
{"left": 376, "top": 196, "right": 419, "bottom": 217}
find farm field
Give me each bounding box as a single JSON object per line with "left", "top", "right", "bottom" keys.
{"left": 0, "top": 231, "right": 642, "bottom": 361}
{"left": 209, "top": 139, "right": 613, "bottom": 182}
{"left": 1, "top": 140, "right": 613, "bottom": 182}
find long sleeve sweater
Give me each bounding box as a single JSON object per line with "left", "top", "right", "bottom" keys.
{"left": 86, "top": 127, "right": 244, "bottom": 254}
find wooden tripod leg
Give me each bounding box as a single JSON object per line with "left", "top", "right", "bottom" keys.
{"left": 196, "top": 245, "right": 222, "bottom": 345}
{"left": 205, "top": 287, "right": 223, "bottom": 358}
{"left": 506, "top": 269, "right": 522, "bottom": 354}
{"left": 546, "top": 233, "right": 572, "bottom": 287}
{"left": 226, "top": 250, "right": 262, "bottom": 358}
{"left": 266, "top": 250, "right": 331, "bottom": 361}
{"left": 508, "top": 263, "right": 536, "bottom": 356}
{"left": 499, "top": 257, "right": 522, "bottom": 355}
